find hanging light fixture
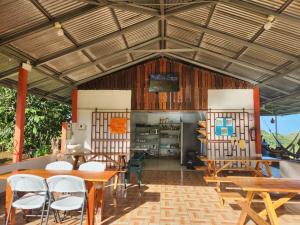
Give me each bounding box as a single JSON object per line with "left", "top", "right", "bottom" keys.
{"left": 54, "top": 22, "right": 64, "bottom": 36}
{"left": 263, "top": 15, "right": 275, "bottom": 30}
{"left": 270, "top": 117, "right": 275, "bottom": 124}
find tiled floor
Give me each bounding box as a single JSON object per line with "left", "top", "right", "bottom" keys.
{"left": 0, "top": 170, "right": 300, "bottom": 225}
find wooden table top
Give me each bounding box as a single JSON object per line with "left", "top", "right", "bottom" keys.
{"left": 200, "top": 156, "right": 280, "bottom": 162}
{"left": 65, "top": 152, "right": 127, "bottom": 156}
{"left": 0, "top": 169, "right": 117, "bottom": 182}
{"left": 232, "top": 177, "right": 300, "bottom": 193}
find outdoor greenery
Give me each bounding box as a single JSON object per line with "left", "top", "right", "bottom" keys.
{"left": 261, "top": 130, "right": 299, "bottom": 150}
{"left": 0, "top": 86, "right": 71, "bottom": 160}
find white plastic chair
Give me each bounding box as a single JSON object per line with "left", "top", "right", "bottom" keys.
{"left": 45, "top": 161, "right": 73, "bottom": 170}
{"left": 78, "top": 161, "right": 106, "bottom": 172}
{"left": 6, "top": 174, "right": 48, "bottom": 225}
{"left": 45, "top": 175, "right": 87, "bottom": 225}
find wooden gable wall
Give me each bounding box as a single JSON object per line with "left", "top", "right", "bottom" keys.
{"left": 78, "top": 58, "right": 252, "bottom": 110}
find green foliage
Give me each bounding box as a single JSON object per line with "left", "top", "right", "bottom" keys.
{"left": 33, "top": 145, "right": 51, "bottom": 157}
{"left": 0, "top": 86, "right": 71, "bottom": 157}
{"left": 261, "top": 130, "right": 299, "bottom": 150}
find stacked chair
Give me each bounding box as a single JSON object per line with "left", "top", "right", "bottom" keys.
{"left": 5, "top": 161, "right": 106, "bottom": 225}
{"left": 125, "top": 151, "right": 146, "bottom": 188}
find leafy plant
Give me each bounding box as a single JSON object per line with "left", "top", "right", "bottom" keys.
{"left": 0, "top": 86, "right": 71, "bottom": 159}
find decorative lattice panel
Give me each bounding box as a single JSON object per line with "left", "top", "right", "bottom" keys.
{"left": 91, "top": 111, "right": 130, "bottom": 167}
{"left": 207, "top": 110, "right": 251, "bottom": 167}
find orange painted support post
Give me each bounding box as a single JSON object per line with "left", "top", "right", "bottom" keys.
{"left": 253, "top": 87, "right": 262, "bottom": 154}
{"left": 72, "top": 89, "right": 78, "bottom": 123}
{"left": 61, "top": 122, "right": 67, "bottom": 153}
{"left": 12, "top": 67, "right": 28, "bottom": 162}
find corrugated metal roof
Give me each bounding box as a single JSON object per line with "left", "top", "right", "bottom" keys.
{"left": 37, "top": 0, "right": 87, "bottom": 17}
{"left": 255, "top": 29, "right": 300, "bottom": 56}
{"left": 167, "top": 41, "right": 194, "bottom": 59}
{"left": 239, "top": 48, "right": 288, "bottom": 70}
{"left": 132, "top": 41, "right": 160, "bottom": 60}
{"left": 272, "top": 19, "right": 300, "bottom": 37}
{"left": 67, "top": 65, "right": 100, "bottom": 81}
{"left": 9, "top": 68, "right": 47, "bottom": 84}
{"left": 124, "top": 21, "right": 159, "bottom": 46}
{"left": 175, "top": 4, "right": 211, "bottom": 26}
{"left": 11, "top": 27, "right": 74, "bottom": 59}
{"left": 208, "top": 3, "right": 265, "bottom": 40}
{"left": 85, "top": 36, "right": 127, "bottom": 59}
{"left": 284, "top": 0, "right": 300, "bottom": 17}
{"left": 0, "top": 53, "right": 18, "bottom": 72}
{"left": 46, "top": 51, "right": 90, "bottom": 72}
{"left": 260, "top": 86, "right": 284, "bottom": 98}
{"left": 226, "top": 64, "right": 265, "bottom": 80}
{"left": 0, "top": 0, "right": 47, "bottom": 36}
{"left": 0, "top": 0, "right": 299, "bottom": 114}
{"left": 114, "top": 9, "right": 153, "bottom": 29}
{"left": 200, "top": 33, "right": 244, "bottom": 58}
{"left": 167, "top": 21, "right": 202, "bottom": 46}
{"left": 63, "top": 7, "right": 119, "bottom": 44}
{"left": 194, "top": 51, "right": 229, "bottom": 69}
{"left": 243, "top": 0, "right": 286, "bottom": 10}
{"left": 55, "top": 86, "right": 72, "bottom": 97}
{"left": 33, "top": 79, "right": 64, "bottom": 92}
{"left": 268, "top": 78, "right": 299, "bottom": 92}
{"left": 101, "top": 54, "right": 132, "bottom": 69}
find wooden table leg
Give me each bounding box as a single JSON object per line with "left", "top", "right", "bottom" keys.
{"left": 254, "top": 161, "right": 261, "bottom": 177}
{"left": 5, "top": 183, "right": 15, "bottom": 225}
{"left": 207, "top": 161, "right": 213, "bottom": 176}
{"left": 97, "top": 183, "right": 105, "bottom": 222}
{"left": 215, "top": 161, "right": 232, "bottom": 176}
{"left": 237, "top": 191, "right": 254, "bottom": 225}
{"left": 73, "top": 156, "right": 79, "bottom": 169}
{"left": 86, "top": 182, "right": 96, "bottom": 225}
{"left": 259, "top": 193, "right": 297, "bottom": 217}
{"left": 263, "top": 162, "right": 273, "bottom": 177}
{"left": 261, "top": 192, "right": 279, "bottom": 225}
{"left": 237, "top": 200, "right": 269, "bottom": 225}
{"left": 114, "top": 173, "right": 118, "bottom": 192}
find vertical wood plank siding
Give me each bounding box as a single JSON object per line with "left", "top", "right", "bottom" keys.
{"left": 78, "top": 58, "right": 252, "bottom": 110}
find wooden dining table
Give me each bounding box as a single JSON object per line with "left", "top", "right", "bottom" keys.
{"left": 199, "top": 156, "right": 280, "bottom": 177}
{"left": 232, "top": 177, "right": 300, "bottom": 225}
{"left": 0, "top": 169, "right": 117, "bottom": 225}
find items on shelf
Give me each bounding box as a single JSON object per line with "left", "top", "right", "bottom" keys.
{"left": 196, "top": 120, "right": 207, "bottom": 142}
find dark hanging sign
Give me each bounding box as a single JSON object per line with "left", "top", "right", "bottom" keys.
{"left": 148, "top": 73, "right": 179, "bottom": 92}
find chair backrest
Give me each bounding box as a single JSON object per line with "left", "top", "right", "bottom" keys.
{"left": 8, "top": 174, "right": 47, "bottom": 192}
{"left": 45, "top": 161, "right": 73, "bottom": 170}
{"left": 78, "top": 161, "right": 106, "bottom": 172}
{"left": 47, "top": 175, "right": 86, "bottom": 193}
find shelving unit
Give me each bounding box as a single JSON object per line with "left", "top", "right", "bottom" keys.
{"left": 133, "top": 124, "right": 160, "bottom": 157}
{"left": 159, "top": 123, "right": 181, "bottom": 158}
{"left": 132, "top": 122, "right": 182, "bottom": 158}
{"left": 196, "top": 120, "right": 207, "bottom": 155}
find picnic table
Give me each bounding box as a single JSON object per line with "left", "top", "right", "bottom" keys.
{"left": 199, "top": 155, "right": 280, "bottom": 177}
{"left": 233, "top": 177, "right": 300, "bottom": 225}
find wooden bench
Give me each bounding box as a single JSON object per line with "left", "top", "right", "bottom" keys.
{"left": 203, "top": 176, "right": 245, "bottom": 206}
{"left": 194, "top": 166, "right": 207, "bottom": 171}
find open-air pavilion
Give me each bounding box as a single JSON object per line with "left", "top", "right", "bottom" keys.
{"left": 0, "top": 0, "right": 300, "bottom": 225}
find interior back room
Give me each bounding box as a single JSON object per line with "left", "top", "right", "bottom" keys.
{"left": 131, "top": 111, "right": 206, "bottom": 167}
{"left": 75, "top": 58, "right": 259, "bottom": 170}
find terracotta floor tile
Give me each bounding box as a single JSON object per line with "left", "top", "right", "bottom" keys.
{"left": 1, "top": 170, "right": 300, "bottom": 225}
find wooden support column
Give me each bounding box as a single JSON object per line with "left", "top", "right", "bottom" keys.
{"left": 253, "top": 87, "right": 262, "bottom": 154}
{"left": 72, "top": 89, "right": 78, "bottom": 123}
{"left": 12, "top": 66, "right": 28, "bottom": 162}
{"left": 61, "top": 122, "right": 67, "bottom": 153}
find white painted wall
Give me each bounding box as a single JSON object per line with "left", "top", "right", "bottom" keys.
{"left": 208, "top": 89, "right": 254, "bottom": 110}
{"left": 280, "top": 161, "right": 300, "bottom": 178}
{"left": 207, "top": 89, "right": 257, "bottom": 156}
{"left": 69, "top": 90, "right": 132, "bottom": 150}
{"left": 0, "top": 155, "right": 56, "bottom": 192}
